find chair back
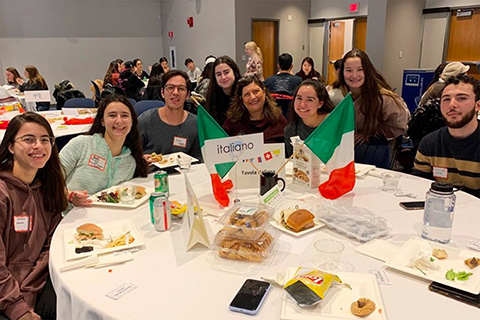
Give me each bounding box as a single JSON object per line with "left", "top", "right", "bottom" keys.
{"left": 271, "top": 93, "right": 293, "bottom": 117}
{"left": 128, "top": 98, "right": 136, "bottom": 107}
{"left": 90, "top": 80, "right": 103, "bottom": 102}
{"left": 134, "top": 100, "right": 165, "bottom": 116}
{"left": 63, "top": 98, "right": 96, "bottom": 108}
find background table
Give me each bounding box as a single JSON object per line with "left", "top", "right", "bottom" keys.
{"left": 49, "top": 165, "right": 480, "bottom": 320}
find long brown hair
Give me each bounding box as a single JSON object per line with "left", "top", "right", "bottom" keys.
{"left": 0, "top": 112, "right": 67, "bottom": 213}
{"left": 103, "top": 60, "right": 120, "bottom": 87}
{"left": 24, "top": 65, "right": 47, "bottom": 89}
{"left": 205, "top": 56, "right": 241, "bottom": 119}
{"left": 6, "top": 67, "right": 22, "bottom": 84}
{"left": 338, "top": 49, "right": 400, "bottom": 140}
{"left": 227, "top": 75, "right": 281, "bottom": 123}
{"left": 88, "top": 94, "right": 148, "bottom": 178}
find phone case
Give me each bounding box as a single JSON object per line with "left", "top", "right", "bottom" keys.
{"left": 399, "top": 201, "right": 425, "bottom": 210}
{"left": 229, "top": 280, "right": 271, "bottom": 315}
{"left": 429, "top": 282, "right": 480, "bottom": 308}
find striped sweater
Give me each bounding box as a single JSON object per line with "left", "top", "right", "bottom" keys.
{"left": 412, "top": 120, "right": 480, "bottom": 198}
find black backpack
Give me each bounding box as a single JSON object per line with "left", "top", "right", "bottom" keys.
{"left": 53, "top": 80, "right": 86, "bottom": 109}
{"left": 407, "top": 97, "right": 446, "bottom": 148}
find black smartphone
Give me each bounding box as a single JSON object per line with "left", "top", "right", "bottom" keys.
{"left": 399, "top": 201, "right": 425, "bottom": 210}
{"left": 229, "top": 279, "right": 271, "bottom": 315}
{"left": 429, "top": 281, "right": 480, "bottom": 307}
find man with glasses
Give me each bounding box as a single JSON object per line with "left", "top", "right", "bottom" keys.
{"left": 139, "top": 70, "right": 202, "bottom": 161}
{"left": 413, "top": 75, "right": 480, "bottom": 198}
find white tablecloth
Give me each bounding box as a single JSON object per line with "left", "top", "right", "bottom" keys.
{"left": 0, "top": 110, "right": 92, "bottom": 141}
{"left": 49, "top": 164, "right": 480, "bottom": 320}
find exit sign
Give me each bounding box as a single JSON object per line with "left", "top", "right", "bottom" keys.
{"left": 349, "top": 3, "right": 359, "bottom": 13}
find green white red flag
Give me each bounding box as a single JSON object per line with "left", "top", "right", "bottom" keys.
{"left": 304, "top": 94, "right": 356, "bottom": 199}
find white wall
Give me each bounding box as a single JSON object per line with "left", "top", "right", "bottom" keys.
{"left": 0, "top": 1, "right": 163, "bottom": 98}
{"left": 309, "top": 23, "right": 325, "bottom": 75}
{"left": 235, "top": 0, "right": 311, "bottom": 76}
{"left": 420, "top": 12, "right": 449, "bottom": 68}
{"left": 160, "top": 0, "right": 236, "bottom": 72}
{"left": 426, "top": 0, "right": 480, "bottom": 8}
{"left": 311, "top": 0, "right": 369, "bottom": 17}
{"left": 383, "top": 0, "right": 426, "bottom": 94}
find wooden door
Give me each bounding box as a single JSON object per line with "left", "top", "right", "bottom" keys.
{"left": 447, "top": 8, "right": 480, "bottom": 80}
{"left": 354, "top": 17, "right": 367, "bottom": 52}
{"left": 252, "top": 20, "right": 278, "bottom": 79}
{"left": 327, "top": 21, "right": 345, "bottom": 85}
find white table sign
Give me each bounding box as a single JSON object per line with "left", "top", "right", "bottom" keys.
{"left": 182, "top": 173, "right": 210, "bottom": 251}
{"left": 204, "top": 133, "right": 264, "bottom": 165}
{"left": 24, "top": 90, "right": 51, "bottom": 102}
{"left": 229, "top": 143, "right": 285, "bottom": 189}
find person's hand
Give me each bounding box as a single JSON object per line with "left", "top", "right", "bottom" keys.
{"left": 18, "top": 310, "right": 41, "bottom": 320}
{"left": 143, "top": 154, "right": 154, "bottom": 164}
{"left": 69, "top": 190, "right": 92, "bottom": 207}
{"left": 16, "top": 78, "right": 25, "bottom": 85}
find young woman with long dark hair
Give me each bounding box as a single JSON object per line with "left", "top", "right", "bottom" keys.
{"left": 0, "top": 112, "right": 67, "bottom": 320}
{"left": 60, "top": 94, "right": 148, "bottom": 207}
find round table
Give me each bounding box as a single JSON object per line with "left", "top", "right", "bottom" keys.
{"left": 49, "top": 164, "right": 480, "bottom": 320}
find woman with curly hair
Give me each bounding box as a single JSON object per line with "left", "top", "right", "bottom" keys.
{"left": 223, "top": 75, "right": 287, "bottom": 143}
{"left": 244, "top": 41, "right": 264, "bottom": 81}
{"left": 338, "top": 49, "right": 409, "bottom": 168}
{"left": 60, "top": 94, "right": 148, "bottom": 208}
{"left": 205, "top": 56, "right": 241, "bottom": 125}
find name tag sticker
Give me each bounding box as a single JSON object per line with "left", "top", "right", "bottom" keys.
{"left": 106, "top": 282, "right": 138, "bottom": 300}
{"left": 88, "top": 154, "right": 107, "bottom": 171}
{"left": 173, "top": 136, "right": 187, "bottom": 148}
{"left": 433, "top": 167, "right": 448, "bottom": 179}
{"left": 14, "top": 215, "right": 32, "bottom": 232}
{"left": 368, "top": 268, "right": 392, "bottom": 285}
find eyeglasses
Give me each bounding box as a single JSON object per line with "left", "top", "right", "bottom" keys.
{"left": 14, "top": 135, "right": 55, "bottom": 147}
{"left": 164, "top": 84, "right": 188, "bottom": 94}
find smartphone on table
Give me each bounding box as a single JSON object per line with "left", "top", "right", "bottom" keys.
{"left": 229, "top": 279, "right": 271, "bottom": 315}
{"left": 429, "top": 281, "right": 480, "bottom": 307}
{"left": 399, "top": 201, "right": 425, "bottom": 210}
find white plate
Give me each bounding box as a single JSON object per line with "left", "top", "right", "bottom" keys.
{"left": 270, "top": 219, "right": 325, "bottom": 237}
{"left": 88, "top": 186, "right": 153, "bottom": 209}
{"left": 385, "top": 237, "right": 480, "bottom": 294}
{"left": 63, "top": 219, "right": 144, "bottom": 261}
{"left": 151, "top": 152, "right": 199, "bottom": 169}
{"left": 271, "top": 199, "right": 325, "bottom": 237}
{"left": 281, "top": 268, "right": 387, "bottom": 320}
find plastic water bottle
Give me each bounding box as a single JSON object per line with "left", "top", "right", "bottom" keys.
{"left": 421, "top": 182, "right": 456, "bottom": 244}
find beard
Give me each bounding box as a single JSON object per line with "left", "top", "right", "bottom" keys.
{"left": 442, "top": 107, "right": 477, "bottom": 129}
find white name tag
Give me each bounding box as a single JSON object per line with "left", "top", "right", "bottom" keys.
{"left": 88, "top": 154, "right": 107, "bottom": 171}
{"left": 106, "top": 282, "right": 138, "bottom": 300}
{"left": 173, "top": 136, "right": 187, "bottom": 148}
{"left": 261, "top": 185, "right": 284, "bottom": 208}
{"left": 368, "top": 269, "right": 392, "bottom": 285}
{"left": 468, "top": 240, "right": 480, "bottom": 252}
{"left": 433, "top": 167, "right": 448, "bottom": 179}
{"left": 14, "top": 215, "right": 32, "bottom": 232}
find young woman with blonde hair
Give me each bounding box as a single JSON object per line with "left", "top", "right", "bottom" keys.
{"left": 244, "top": 41, "right": 264, "bottom": 81}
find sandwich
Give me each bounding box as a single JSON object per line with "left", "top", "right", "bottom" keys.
{"left": 281, "top": 208, "right": 315, "bottom": 232}
{"left": 135, "top": 186, "right": 146, "bottom": 199}
{"left": 76, "top": 223, "right": 104, "bottom": 241}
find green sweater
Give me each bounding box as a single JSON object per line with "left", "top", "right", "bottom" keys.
{"left": 413, "top": 121, "right": 480, "bottom": 198}
{"left": 60, "top": 134, "right": 136, "bottom": 195}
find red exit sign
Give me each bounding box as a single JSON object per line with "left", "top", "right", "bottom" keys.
{"left": 349, "top": 3, "right": 359, "bottom": 13}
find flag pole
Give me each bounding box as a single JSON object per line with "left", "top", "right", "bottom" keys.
{"left": 275, "top": 142, "right": 305, "bottom": 176}
{"left": 246, "top": 159, "right": 264, "bottom": 177}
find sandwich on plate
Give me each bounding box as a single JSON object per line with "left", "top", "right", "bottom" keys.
{"left": 281, "top": 208, "right": 315, "bottom": 233}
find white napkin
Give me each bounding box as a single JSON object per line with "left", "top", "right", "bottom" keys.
{"left": 355, "top": 239, "right": 401, "bottom": 262}
{"left": 59, "top": 254, "right": 100, "bottom": 272}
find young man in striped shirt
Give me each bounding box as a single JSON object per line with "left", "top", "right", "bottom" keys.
{"left": 413, "top": 75, "right": 480, "bottom": 198}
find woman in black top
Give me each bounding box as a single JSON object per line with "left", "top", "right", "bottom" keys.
{"left": 17, "top": 65, "right": 50, "bottom": 111}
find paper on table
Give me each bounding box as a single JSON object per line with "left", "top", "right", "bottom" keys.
{"left": 355, "top": 239, "right": 400, "bottom": 262}
{"left": 59, "top": 254, "right": 100, "bottom": 272}
{"left": 91, "top": 252, "right": 134, "bottom": 268}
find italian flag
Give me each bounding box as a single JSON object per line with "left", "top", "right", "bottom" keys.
{"left": 197, "top": 105, "right": 235, "bottom": 178}
{"left": 304, "top": 94, "right": 355, "bottom": 199}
